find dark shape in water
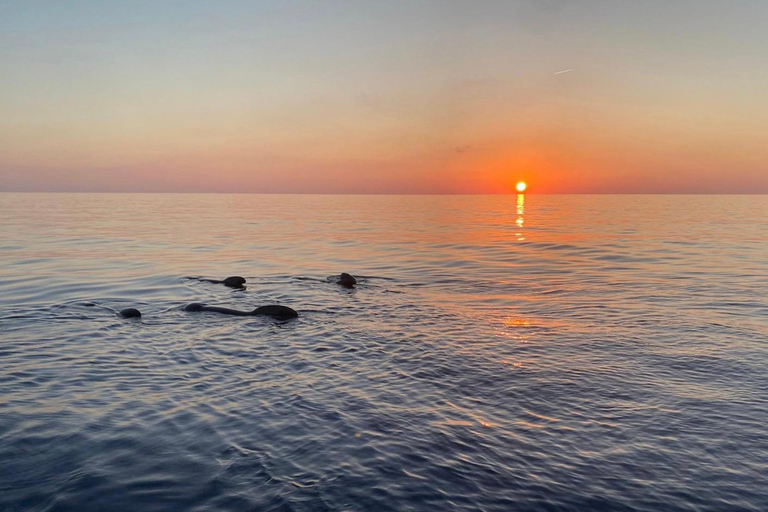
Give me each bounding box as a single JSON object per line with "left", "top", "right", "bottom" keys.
{"left": 183, "top": 303, "right": 298, "bottom": 320}
{"left": 328, "top": 272, "right": 357, "bottom": 288}
{"left": 119, "top": 308, "right": 142, "bottom": 318}
{"left": 199, "top": 276, "right": 247, "bottom": 288}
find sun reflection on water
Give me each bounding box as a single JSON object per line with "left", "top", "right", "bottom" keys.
{"left": 504, "top": 318, "right": 531, "bottom": 327}
{"left": 515, "top": 193, "right": 525, "bottom": 238}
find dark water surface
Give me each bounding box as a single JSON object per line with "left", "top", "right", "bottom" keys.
{"left": 1, "top": 194, "right": 767, "bottom": 512}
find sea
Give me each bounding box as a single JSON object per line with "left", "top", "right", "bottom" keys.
{"left": 1, "top": 193, "right": 766, "bottom": 512}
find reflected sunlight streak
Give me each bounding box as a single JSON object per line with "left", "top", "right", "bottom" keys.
{"left": 516, "top": 193, "right": 525, "bottom": 232}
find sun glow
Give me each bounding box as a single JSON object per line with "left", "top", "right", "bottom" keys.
{"left": 516, "top": 181, "right": 527, "bottom": 193}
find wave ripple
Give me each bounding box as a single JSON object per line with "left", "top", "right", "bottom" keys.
{"left": 1, "top": 194, "right": 767, "bottom": 511}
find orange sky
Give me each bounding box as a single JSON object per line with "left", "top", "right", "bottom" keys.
{"left": 1, "top": 1, "right": 767, "bottom": 193}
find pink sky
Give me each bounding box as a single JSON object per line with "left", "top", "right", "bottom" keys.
{"left": 2, "top": 1, "right": 767, "bottom": 193}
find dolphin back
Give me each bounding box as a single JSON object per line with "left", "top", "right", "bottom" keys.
{"left": 253, "top": 305, "right": 299, "bottom": 320}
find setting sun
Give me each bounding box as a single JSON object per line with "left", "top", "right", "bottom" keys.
{"left": 516, "top": 181, "right": 527, "bottom": 193}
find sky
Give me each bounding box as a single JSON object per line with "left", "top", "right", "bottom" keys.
{"left": 1, "top": 0, "right": 767, "bottom": 194}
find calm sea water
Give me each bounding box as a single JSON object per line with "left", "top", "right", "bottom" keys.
{"left": 1, "top": 193, "right": 767, "bottom": 512}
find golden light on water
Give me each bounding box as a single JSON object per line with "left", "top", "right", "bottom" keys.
{"left": 516, "top": 181, "right": 527, "bottom": 193}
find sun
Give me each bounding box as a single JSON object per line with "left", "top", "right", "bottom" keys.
{"left": 516, "top": 181, "right": 527, "bottom": 193}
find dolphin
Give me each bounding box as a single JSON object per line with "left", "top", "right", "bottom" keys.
{"left": 197, "top": 276, "right": 247, "bottom": 288}
{"left": 183, "top": 303, "right": 298, "bottom": 320}
{"left": 327, "top": 272, "right": 357, "bottom": 288}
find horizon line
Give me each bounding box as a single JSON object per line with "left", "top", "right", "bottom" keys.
{"left": 2, "top": 191, "right": 767, "bottom": 196}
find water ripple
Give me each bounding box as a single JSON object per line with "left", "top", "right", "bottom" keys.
{"left": 1, "top": 194, "right": 767, "bottom": 511}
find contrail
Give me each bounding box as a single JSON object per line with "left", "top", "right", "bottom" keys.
{"left": 554, "top": 69, "right": 574, "bottom": 75}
